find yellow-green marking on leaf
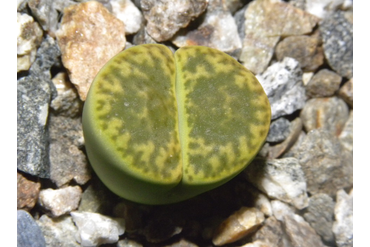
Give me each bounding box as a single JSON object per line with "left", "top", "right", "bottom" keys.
{"left": 83, "top": 44, "right": 271, "bottom": 205}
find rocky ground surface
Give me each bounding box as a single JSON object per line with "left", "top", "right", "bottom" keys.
{"left": 17, "top": 0, "right": 353, "bottom": 246}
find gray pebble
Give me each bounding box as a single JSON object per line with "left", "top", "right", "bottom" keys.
{"left": 320, "top": 11, "right": 353, "bottom": 78}
{"left": 18, "top": 210, "right": 46, "bottom": 247}
{"left": 266, "top": 117, "right": 291, "bottom": 143}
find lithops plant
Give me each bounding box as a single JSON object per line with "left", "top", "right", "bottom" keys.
{"left": 82, "top": 44, "right": 271, "bottom": 205}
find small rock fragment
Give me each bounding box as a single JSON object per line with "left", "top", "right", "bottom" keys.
{"left": 212, "top": 207, "right": 265, "bottom": 246}
{"left": 132, "top": 26, "right": 158, "bottom": 45}
{"left": 266, "top": 117, "right": 291, "bottom": 143}
{"left": 17, "top": 172, "right": 41, "bottom": 211}
{"left": 338, "top": 78, "right": 353, "bottom": 107}
{"left": 38, "top": 186, "right": 82, "bottom": 217}
{"left": 172, "top": 0, "right": 242, "bottom": 55}
{"left": 18, "top": 210, "right": 46, "bottom": 247}
{"left": 305, "top": 0, "right": 345, "bottom": 19}
{"left": 56, "top": 1, "right": 126, "bottom": 101}
{"left": 252, "top": 216, "right": 284, "bottom": 246}
{"left": 141, "top": 0, "right": 207, "bottom": 42}
{"left": 303, "top": 193, "right": 335, "bottom": 243}
{"left": 275, "top": 34, "right": 324, "bottom": 72}
{"left": 320, "top": 11, "right": 353, "bottom": 78}
{"left": 17, "top": 35, "right": 61, "bottom": 178}
{"left": 71, "top": 211, "right": 125, "bottom": 247}
{"left": 50, "top": 72, "right": 83, "bottom": 117}
{"left": 333, "top": 189, "right": 353, "bottom": 247}
{"left": 268, "top": 118, "right": 303, "bottom": 159}
{"left": 117, "top": 238, "right": 143, "bottom": 247}
{"left": 37, "top": 214, "right": 79, "bottom": 247}
{"left": 240, "top": 0, "right": 319, "bottom": 74}
{"left": 300, "top": 97, "right": 349, "bottom": 136}
{"left": 240, "top": 240, "right": 271, "bottom": 247}
{"left": 49, "top": 114, "right": 91, "bottom": 187}
{"left": 17, "top": 73, "right": 51, "bottom": 178}
{"left": 294, "top": 129, "right": 353, "bottom": 197}
{"left": 257, "top": 57, "right": 306, "bottom": 120}
{"left": 305, "top": 69, "right": 342, "bottom": 98}
{"left": 283, "top": 213, "right": 325, "bottom": 247}
{"left": 28, "top": 0, "right": 76, "bottom": 35}
{"left": 17, "top": 12, "right": 43, "bottom": 72}
{"left": 271, "top": 201, "right": 325, "bottom": 247}
{"left": 339, "top": 111, "right": 353, "bottom": 152}
{"left": 111, "top": 0, "right": 143, "bottom": 35}
{"left": 244, "top": 157, "right": 308, "bottom": 210}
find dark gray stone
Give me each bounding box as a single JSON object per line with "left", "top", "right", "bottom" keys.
{"left": 18, "top": 210, "right": 46, "bottom": 247}
{"left": 252, "top": 216, "right": 284, "bottom": 246}
{"left": 17, "top": 74, "right": 51, "bottom": 178}
{"left": 17, "top": 36, "right": 61, "bottom": 178}
{"left": 320, "top": 11, "right": 353, "bottom": 79}
{"left": 266, "top": 117, "right": 291, "bottom": 143}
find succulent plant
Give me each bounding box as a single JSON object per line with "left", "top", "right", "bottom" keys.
{"left": 82, "top": 44, "right": 271, "bottom": 205}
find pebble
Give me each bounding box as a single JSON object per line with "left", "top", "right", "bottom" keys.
{"left": 303, "top": 193, "right": 335, "bottom": 243}
{"left": 212, "top": 207, "right": 265, "bottom": 246}
{"left": 50, "top": 72, "right": 83, "bottom": 117}
{"left": 252, "top": 216, "right": 284, "bottom": 246}
{"left": 56, "top": 1, "right": 126, "bottom": 101}
{"left": 240, "top": 240, "right": 271, "bottom": 247}
{"left": 244, "top": 157, "right": 308, "bottom": 210}
{"left": 300, "top": 96, "right": 349, "bottom": 136}
{"left": 111, "top": 0, "right": 143, "bottom": 35}
{"left": 141, "top": 0, "right": 207, "bottom": 42}
{"left": 17, "top": 172, "right": 41, "bottom": 211}
{"left": 275, "top": 33, "right": 324, "bottom": 72}
{"left": 266, "top": 117, "right": 291, "bottom": 143}
{"left": 38, "top": 186, "right": 82, "bottom": 217}
{"left": 305, "top": 69, "right": 342, "bottom": 98}
{"left": 268, "top": 118, "right": 303, "bottom": 159}
{"left": 17, "top": 35, "right": 61, "bottom": 178}
{"left": 305, "top": 0, "right": 346, "bottom": 19}
{"left": 238, "top": 184, "right": 273, "bottom": 217}
{"left": 332, "top": 189, "right": 353, "bottom": 247}
{"left": 29, "top": 35, "right": 61, "bottom": 83}
{"left": 18, "top": 210, "right": 46, "bottom": 247}
{"left": 17, "top": 68, "right": 51, "bottom": 178}
{"left": 28, "top": 0, "right": 76, "bottom": 35}
{"left": 71, "top": 211, "right": 125, "bottom": 247}
{"left": 270, "top": 200, "right": 325, "bottom": 247}
{"left": 320, "top": 11, "right": 353, "bottom": 78}
{"left": 48, "top": 114, "right": 91, "bottom": 187}
{"left": 117, "top": 238, "right": 143, "bottom": 247}
{"left": 294, "top": 129, "right": 353, "bottom": 197}
{"left": 339, "top": 110, "right": 353, "bottom": 152}
{"left": 338, "top": 78, "right": 353, "bottom": 107}
{"left": 240, "top": 0, "right": 319, "bottom": 74}
{"left": 37, "top": 214, "right": 79, "bottom": 247}
{"left": 257, "top": 57, "right": 306, "bottom": 120}
{"left": 283, "top": 212, "right": 326, "bottom": 247}
{"left": 171, "top": 0, "right": 242, "bottom": 56}
{"left": 132, "top": 26, "right": 158, "bottom": 45}
{"left": 78, "top": 178, "right": 118, "bottom": 214}
{"left": 17, "top": 12, "right": 43, "bottom": 72}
